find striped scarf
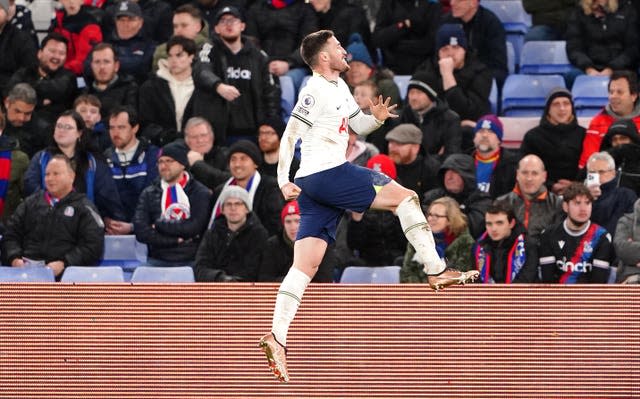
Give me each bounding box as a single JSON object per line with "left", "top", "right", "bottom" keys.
{"left": 0, "top": 150, "right": 12, "bottom": 216}
{"left": 160, "top": 172, "right": 190, "bottom": 220}
{"left": 475, "top": 232, "right": 527, "bottom": 283}
{"left": 209, "top": 172, "right": 261, "bottom": 228}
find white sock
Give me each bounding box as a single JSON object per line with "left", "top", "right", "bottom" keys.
{"left": 396, "top": 195, "right": 446, "bottom": 275}
{"left": 271, "top": 266, "right": 311, "bottom": 346}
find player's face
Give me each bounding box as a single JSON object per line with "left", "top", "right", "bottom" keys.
{"left": 283, "top": 214, "right": 300, "bottom": 241}
{"left": 109, "top": 112, "right": 138, "bottom": 150}
{"left": 325, "top": 36, "right": 349, "bottom": 73}
{"left": 229, "top": 152, "right": 257, "bottom": 181}
{"left": 38, "top": 40, "right": 67, "bottom": 73}
{"left": 547, "top": 97, "right": 573, "bottom": 125}
{"left": 563, "top": 195, "right": 592, "bottom": 226}
{"left": 185, "top": 123, "right": 214, "bottom": 154}
{"left": 222, "top": 198, "right": 249, "bottom": 225}
{"left": 158, "top": 156, "right": 185, "bottom": 184}
{"left": 516, "top": 159, "right": 547, "bottom": 196}
{"left": 485, "top": 212, "right": 514, "bottom": 242}
{"left": 258, "top": 125, "right": 279, "bottom": 153}
{"left": 407, "top": 88, "right": 433, "bottom": 113}
{"left": 75, "top": 102, "right": 101, "bottom": 129}
{"left": 426, "top": 203, "right": 450, "bottom": 234}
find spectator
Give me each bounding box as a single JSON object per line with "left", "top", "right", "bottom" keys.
{"left": 50, "top": 0, "right": 103, "bottom": 76}
{"left": 24, "top": 110, "right": 126, "bottom": 221}
{"left": 309, "top": 0, "right": 371, "bottom": 56}
{"left": 521, "top": 87, "right": 585, "bottom": 195}
{"left": 474, "top": 200, "right": 539, "bottom": 283}
{"left": 394, "top": 70, "right": 462, "bottom": 159}
{"left": 0, "top": 109, "right": 28, "bottom": 223}
{"left": 152, "top": 4, "right": 210, "bottom": 71}
{"left": 245, "top": 0, "right": 318, "bottom": 93}
{"left": 613, "top": 198, "right": 640, "bottom": 283}
{"left": 384, "top": 123, "right": 440, "bottom": 202}
{"left": 1, "top": 154, "right": 105, "bottom": 277}
{"left": 401, "top": 196, "right": 475, "bottom": 282}
{"left": 103, "top": 0, "right": 173, "bottom": 45}
{"left": 6, "top": 33, "right": 78, "bottom": 127}
{"left": 0, "top": 0, "right": 37, "bottom": 95}
{"left": 347, "top": 128, "right": 379, "bottom": 167}
{"left": 133, "top": 140, "right": 212, "bottom": 266}
{"left": 184, "top": 116, "right": 230, "bottom": 189}
{"left": 191, "top": 0, "right": 243, "bottom": 37}
{"left": 85, "top": 43, "right": 139, "bottom": 126}
{"left": 600, "top": 118, "right": 640, "bottom": 194}
{"left": 471, "top": 115, "right": 519, "bottom": 199}
{"left": 104, "top": 0, "right": 157, "bottom": 84}
{"left": 585, "top": 151, "right": 636, "bottom": 236}
{"left": 211, "top": 139, "right": 284, "bottom": 236}
{"left": 444, "top": 0, "right": 508, "bottom": 87}
{"left": 523, "top": 0, "right": 576, "bottom": 41}
{"left": 350, "top": 79, "right": 387, "bottom": 154}
{"left": 497, "top": 154, "right": 564, "bottom": 243}
{"left": 194, "top": 185, "right": 268, "bottom": 281}
{"left": 2, "top": 83, "right": 50, "bottom": 158}
{"left": 258, "top": 200, "right": 335, "bottom": 282}
{"left": 104, "top": 105, "right": 159, "bottom": 231}
{"left": 140, "top": 36, "right": 207, "bottom": 146}
{"left": 566, "top": 0, "right": 638, "bottom": 77}
{"left": 414, "top": 23, "right": 492, "bottom": 123}
{"left": 344, "top": 33, "right": 401, "bottom": 108}
{"left": 258, "top": 115, "right": 299, "bottom": 181}
{"left": 371, "top": 0, "right": 442, "bottom": 75}
{"left": 195, "top": 6, "right": 281, "bottom": 145}
{"left": 423, "top": 153, "right": 492, "bottom": 238}
{"left": 347, "top": 154, "right": 407, "bottom": 266}
{"left": 8, "top": 0, "right": 39, "bottom": 47}
{"left": 579, "top": 71, "right": 640, "bottom": 168}
{"left": 74, "top": 94, "right": 111, "bottom": 152}
{"left": 539, "top": 182, "right": 614, "bottom": 283}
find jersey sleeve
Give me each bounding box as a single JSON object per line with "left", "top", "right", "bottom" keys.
{"left": 538, "top": 229, "right": 559, "bottom": 283}
{"left": 590, "top": 231, "right": 613, "bottom": 283}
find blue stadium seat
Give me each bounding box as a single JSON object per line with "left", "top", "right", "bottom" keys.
{"left": 100, "top": 235, "right": 147, "bottom": 281}
{"left": 130, "top": 266, "right": 195, "bottom": 283}
{"left": 0, "top": 266, "right": 55, "bottom": 282}
{"left": 572, "top": 75, "right": 609, "bottom": 117}
{"left": 279, "top": 75, "right": 295, "bottom": 122}
{"left": 340, "top": 266, "right": 401, "bottom": 284}
{"left": 501, "top": 74, "right": 566, "bottom": 116}
{"left": 506, "top": 41, "right": 516, "bottom": 74}
{"left": 490, "top": 79, "right": 498, "bottom": 114}
{"left": 61, "top": 266, "right": 125, "bottom": 283}
{"left": 393, "top": 75, "right": 411, "bottom": 100}
{"left": 519, "top": 41, "right": 572, "bottom": 75}
{"left": 482, "top": 0, "right": 531, "bottom": 64}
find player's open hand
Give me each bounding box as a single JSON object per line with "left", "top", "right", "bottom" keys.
{"left": 281, "top": 182, "right": 301, "bottom": 201}
{"left": 369, "top": 95, "right": 399, "bottom": 122}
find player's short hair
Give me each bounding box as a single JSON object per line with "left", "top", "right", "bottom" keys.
{"left": 563, "top": 182, "right": 594, "bottom": 203}
{"left": 486, "top": 199, "right": 516, "bottom": 223}
{"left": 300, "top": 30, "right": 335, "bottom": 68}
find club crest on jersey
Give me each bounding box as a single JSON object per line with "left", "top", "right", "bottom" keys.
{"left": 583, "top": 241, "right": 593, "bottom": 254}
{"left": 301, "top": 94, "right": 315, "bottom": 108}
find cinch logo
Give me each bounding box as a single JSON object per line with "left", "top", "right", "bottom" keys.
{"left": 556, "top": 259, "right": 592, "bottom": 273}
{"left": 226, "top": 67, "right": 252, "bottom": 80}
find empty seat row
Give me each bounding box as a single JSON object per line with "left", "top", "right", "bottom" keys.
{"left": 0, "top": 265, "right": 195, "bottom": 283}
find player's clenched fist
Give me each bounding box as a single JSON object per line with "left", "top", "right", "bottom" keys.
{"left": 280, "top": 182, "right": 301, "bottom": 201}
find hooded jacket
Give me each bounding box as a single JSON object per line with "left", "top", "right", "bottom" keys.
{"left": 600, "top": 121, "right": 640, "bottom": 195}
{"left": 590, "top": 173, "right": 637, "bottom": 236}
{"left": 423, "top": 153, "right": 491, "bottom": 238}
{"left": 521, "top": 92, "right": 585, "bottom": 186}
{"left": 613, "top": 198, "right": 640, "bottom": 281}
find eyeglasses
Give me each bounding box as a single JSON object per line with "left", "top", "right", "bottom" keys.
{"left": 217, "top": 17, "right": 240, "bottom": 26}
{"left": 587, "top": 169, "right": 614, "bottom": 175}
{"left": 157, "top": 158, "right": 177, "bottom": 165}
{"left": 55, "top": 123, "right": 76, "bottom": 130}
{"left": 427, "top": 213, "right": 448, "bottom": 219}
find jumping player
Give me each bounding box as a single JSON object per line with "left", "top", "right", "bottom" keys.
{"left": 259, "top": 30, "right": 479, "bottom": 383}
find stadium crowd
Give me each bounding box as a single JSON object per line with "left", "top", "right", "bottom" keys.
{"left": 0, "top": 0, "right": 639, "bottom": 284}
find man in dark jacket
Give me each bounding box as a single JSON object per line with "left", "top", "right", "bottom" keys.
{"left": 184, "top": 116, "right": 230, "bottom": 189}
{"left": 393, "top": 70, "right": 462, "bottom": 160}
{"left": 1, "top": 154, "right": 105, "bottom": 277}
{"left": 471, "top": 114, "right": 519, "bottom": 199}
{"left": 522, "top": 0, "right": 575, "bottom": 41}
{"left": 2, "top": 82, "right": 50, "bottom": 157}
{"left": 521, "top": 87, "right": 585, "bottom": 195}
{"left": 195, "top": 185, "right": 268, "bottom": 282}
{"left": 85, "top": 43, "right": 139, "bottom": 124}
{"left": 0, "top": 110, "right": 29, "bottom": 223}
{"left": 600, "top": 118, "right": 640, "bottom": 195}
{"left": 103, "top": 0, "right": 173, "bottom": 45}
{"left": 0, "top": 0, "right": 38, "bottom": 95}
{"left": 474, "top": 200, "right": 539, "bottom": 283}
{"left": 133, "top": 141, "right": 212, "bottom": 266}
{"left": 414, "top": 23, "right": 492, "bottom": 123}
{"left": 211, "top": 139, "right": 284, "bottom": 236}
{"left": 6, "top": 32, "right": 77, "bottom": 127}
{"left": 104, "top": 106, "right": 159, "bottom": 232}
{"left": 195, "top": 6, "right": 281, "bottom": 144}
{"left": 423, "top": 153, "right": 492, "bottom": 238}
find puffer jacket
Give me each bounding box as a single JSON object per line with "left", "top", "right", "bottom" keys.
{"left": 613, "top": 198, "right": 640, "bottom": 281}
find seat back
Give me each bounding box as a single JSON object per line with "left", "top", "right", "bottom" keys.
{"left": 506, "top": 40, "right": 516, "bottom": 74}
{"left": 61, "top": 266, "right": 125, "bottom": 283}
{"left": 340, "top": 266, "right": 401, "bottom": 284}
{"left": 572, "top": 75, "right": 609, "bottom": 116}
{"left": 489, "top": 79, "right": 498, "bottom": 114}
{"left": 0, "top": 266, "right": 55, "bottom": 282}
{"left": 482, "top": 0, "right": 531, "bottom": 34}
{"left": 519, "top": 41, "right": 572, "bottom": 74}
{"left": 131, "top": 266, "right": 195, "bottom": 283}
{"left": 393, "top": 75, "right": 411, "bottom": 100}
{"left": 279, "top": 75, "right": 295, "bottom": 122}
{"left": 501, "top": 74, "right": 566, "bottom": 116}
